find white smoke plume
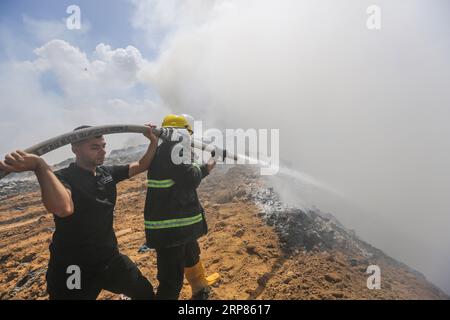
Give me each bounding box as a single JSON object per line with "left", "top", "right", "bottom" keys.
{"left": 134, "top": 0, "right": 450, "bottom": 293}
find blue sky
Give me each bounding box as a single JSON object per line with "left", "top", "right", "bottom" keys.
{"left": 0, "top": 0, "right": 169, "bottom": 163}
{"left": 0, "top": 0, "right": 164, "bottom": 114}
{"left": 0, "top": 0, "right": 157, "bottom": 62}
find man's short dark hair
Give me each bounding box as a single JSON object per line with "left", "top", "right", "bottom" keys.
{"left": 72, "top": 125, "right": 103, "bottom": 145}
{"left": 73, "top": 125, "right": 92, "bottom": 131}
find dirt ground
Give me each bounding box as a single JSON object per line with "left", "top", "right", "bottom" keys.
{"left": 0, "top": 167, "right": 447, "bottom": 300}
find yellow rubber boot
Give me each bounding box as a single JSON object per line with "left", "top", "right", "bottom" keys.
{"left": 184, "top": 261, "right": 220, "bottom": 299}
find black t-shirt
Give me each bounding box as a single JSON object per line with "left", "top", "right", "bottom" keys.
{"left": 51, "top": 163, "right": 129, "bottom": 266}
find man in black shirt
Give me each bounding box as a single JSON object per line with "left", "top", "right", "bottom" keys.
{"left": 0, "top": 125, "right": 158, "bottom": 300}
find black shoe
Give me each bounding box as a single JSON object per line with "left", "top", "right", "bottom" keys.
{"left": 191, "top": 287, "right": 211, "bottom": 300}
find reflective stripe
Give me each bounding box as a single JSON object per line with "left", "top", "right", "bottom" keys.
{"left": 147, "top": 179, "right": 175, "bottom": 188}
{"left": 145, "top": 213, "right": 203, "bottom": 230}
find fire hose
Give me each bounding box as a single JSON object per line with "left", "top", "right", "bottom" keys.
{"left": 0, "top": 124, "right": 238, "bottom": 180}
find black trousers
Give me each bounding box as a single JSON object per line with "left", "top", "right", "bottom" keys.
{"left": 155, "top": 240, "right": 201, "bottom": 300}
{"left": 46, "top": 253, "right": 154, "bottom": 300}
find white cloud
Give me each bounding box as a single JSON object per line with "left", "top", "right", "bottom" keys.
{"left": 93, "top": 43, "right": 145, "bottom": 88}
{"left": 1, "top": 39, "right": 168, "bottom": 163}
{"left": 0, "top": 61, "right": 68, "bottom": 151}
{"left": 31, "top": 40, "right": 148, "bottom": 100}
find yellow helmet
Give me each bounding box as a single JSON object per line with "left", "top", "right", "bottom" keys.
{"left": 161, "top": 114, "right": 193, "bottom": 134}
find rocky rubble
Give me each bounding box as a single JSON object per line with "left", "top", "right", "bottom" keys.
{"left": 213, "top": 166, "right": 366, "bottom": 254}
{"left": 1, "top": 148, "right": 448, "bottom": 300}
{"left": 250, "top": 186, "right": 378, "bottom": 258}
{"left": 210, "top": 166, "right": 421, "bottom": 270}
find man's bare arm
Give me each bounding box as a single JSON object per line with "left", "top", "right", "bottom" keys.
{"left": 128, "top": 124, "right": 159, "bottom": 178}
{"left": 0, "top": 151, "right": 74, "bottom": 218}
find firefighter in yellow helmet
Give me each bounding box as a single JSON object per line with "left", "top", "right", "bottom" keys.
{"left": 143, "top": 114, "right": 220, "bottom": 299}
{"left": 161, "top": 114, "right": 193, "bottom": 134}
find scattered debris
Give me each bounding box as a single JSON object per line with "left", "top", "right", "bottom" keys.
{"left": 137, "top": 244, "right": 151, "bottom": 254}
